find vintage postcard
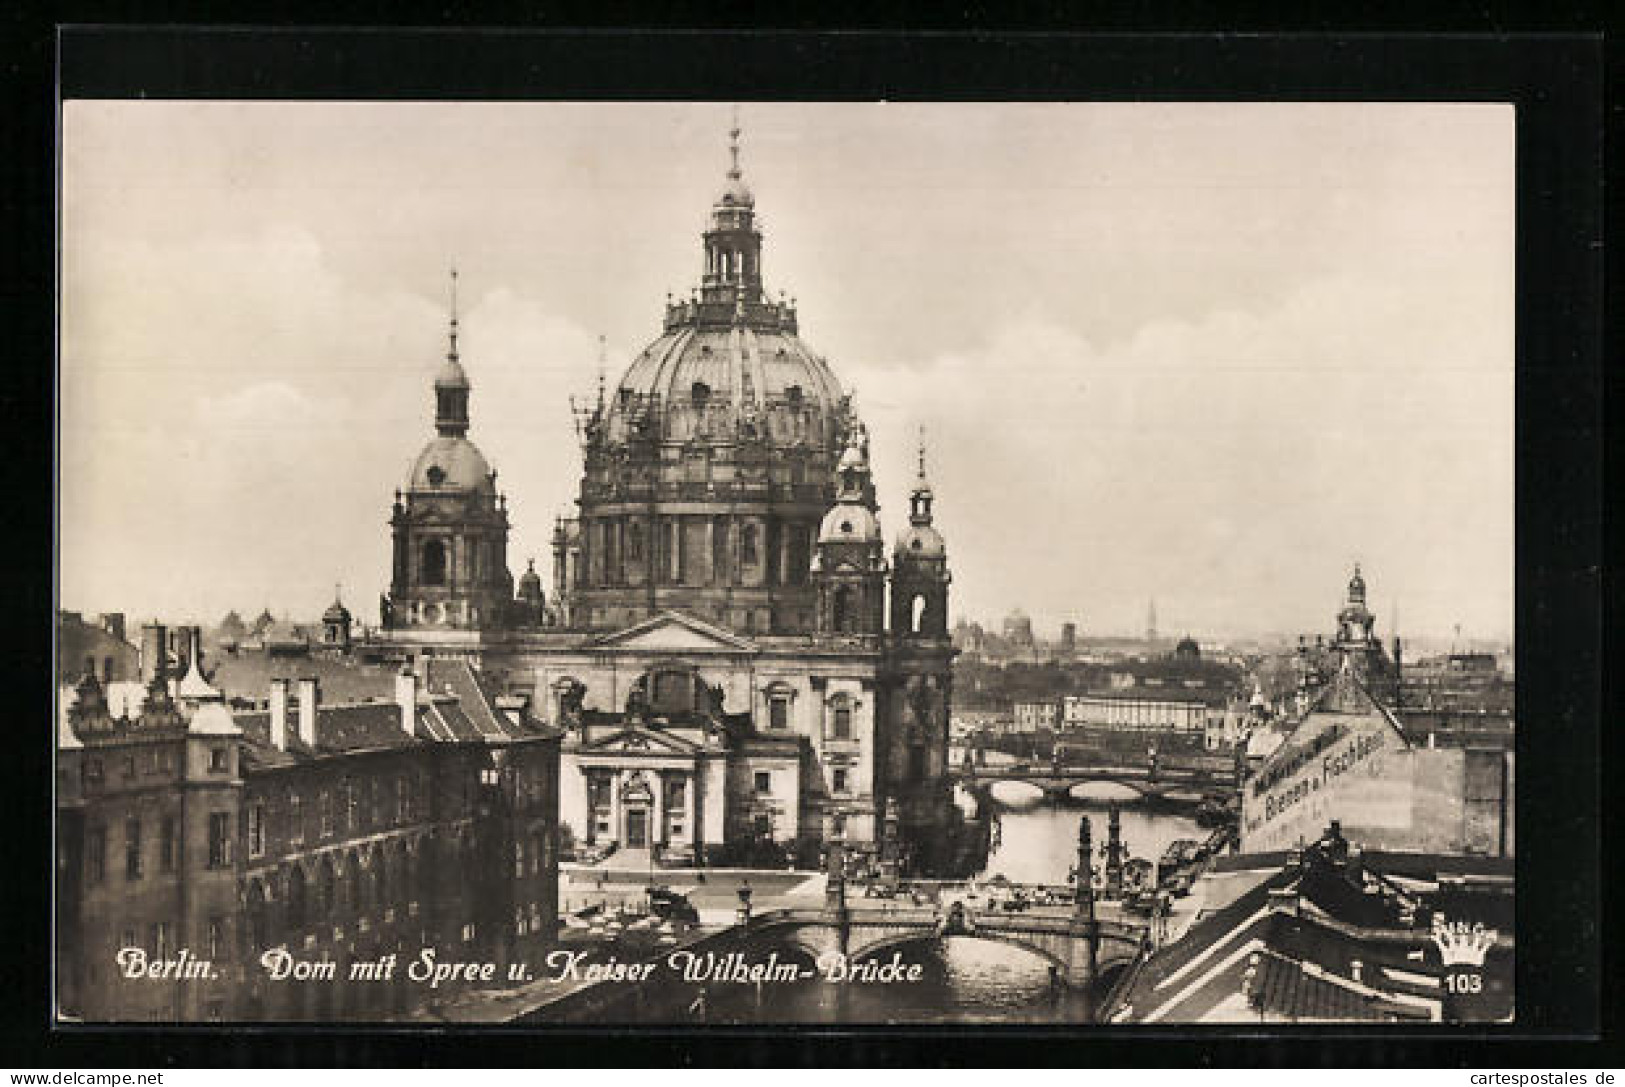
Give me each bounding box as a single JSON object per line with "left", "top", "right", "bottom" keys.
{"left": 56, "top": 98, "right": 1515, "bottom": 1026}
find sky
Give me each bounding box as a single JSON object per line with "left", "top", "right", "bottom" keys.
{"left": 59, "top": 101, "right": 1514, "bottom": 642}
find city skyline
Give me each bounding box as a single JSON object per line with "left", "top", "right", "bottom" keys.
{"left": 60, "top": 101, "right": 1514, "bottom": 641}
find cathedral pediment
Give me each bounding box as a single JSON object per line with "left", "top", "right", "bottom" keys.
{"left": 590, "top": 610, "right": 757, "bottom": 653}
{"left": 579, "top": 724, "right": 703, "bottom": 756}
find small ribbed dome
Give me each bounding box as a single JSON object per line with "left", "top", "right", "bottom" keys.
{"left": 896, "top": 523, "right": 946, "bottom": 559}
{"left": 718, "top": 174, "right": 754, "bottom": 208}
{"left": 819, "top": 502, "right": 881, "bottom": 544}
{"left": 518, "top": 561, "right": 541, "bottom": 592}
{"left": 411, "top": 436, "right": 494, "bottom": 493}
{"left": 435, "top": 355, "right": 470, "bottom": 389}
{"left": 322, "top": 598, "right": 352, "bottom": 625}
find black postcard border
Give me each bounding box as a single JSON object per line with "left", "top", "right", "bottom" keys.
{"left": 7, "top": 23, "right": 1612, "bottom": 1069}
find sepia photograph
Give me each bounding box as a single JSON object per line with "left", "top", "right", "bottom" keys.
{"left": 55, "top": 97, "right": 1517, "bottom": 1027}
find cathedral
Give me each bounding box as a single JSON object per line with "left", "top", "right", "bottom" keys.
{"left": 372, "top": 122, "right": 965, "bottom": 874}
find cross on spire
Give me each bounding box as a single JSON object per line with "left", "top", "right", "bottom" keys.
{"left": 596, "top": 334, "right": 607, "bottom": 411}
{"left": 728, "top": 105, "right": 742, "bottom": 179}
{"left": 447, "top": 266, "right": 460, "bottom": 360}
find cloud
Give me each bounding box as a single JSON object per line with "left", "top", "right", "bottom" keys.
{"left": 849, "top": 270, "right": 1512, "bottom": 639}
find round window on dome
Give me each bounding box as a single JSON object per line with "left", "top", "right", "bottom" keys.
{"left": 426, "top": 465, "right": 446, "bottom": 486}
{"left": 911, "top": 539, "right": 922, "bottom": 551}
{"left": 840, "top": 521, "right": 853, "bottom": 534}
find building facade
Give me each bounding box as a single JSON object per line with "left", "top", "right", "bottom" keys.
{"left": 372, "top": 125, "right": 965, "bottom": 874}
{"left": 56, "top": 626, "right": 561, "bottom": 1022}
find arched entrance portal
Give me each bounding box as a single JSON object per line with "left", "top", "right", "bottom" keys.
{"left": 620, "top": 773, "right": 655, "bottom": 850}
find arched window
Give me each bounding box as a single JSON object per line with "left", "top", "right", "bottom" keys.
{"left": 831, "top": 695, "right": 853, "bottom": 740}
{"left": 741, "top": 524, "right": 759, "bottom": 566}
{"left": 397, "top": 841, "right": 414, "bottom": 905}
{"left": 652, "top": 670, "right": 694, "bottom": 715}
{"left": 833, "top": 587, "right": 854, "bottom": 633}
{"left": 350, "top": 852, "right": 366, "bottom": 912}
{"left": 422, "top": 540, "right": 447, "bottom": 586}
{"left": 912, "top": 594, "right": 927, "bottom": 634}
{"left": 247, "top": 880, "right": 269, "bottom": 950}
{"left": 373, "top": 846, "right": 387, "bottom": 906}
{"left": 286, "top": 866, "right": 307, "bottom": 932}
{"left": 317, "top": 857, "right": 336, "bottom": 915}
{"left": 102, "top": 656, "right": 115, "bottom": 681}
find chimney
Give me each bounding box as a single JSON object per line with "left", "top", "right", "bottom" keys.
{"left": 297, "top": 677, "right": 320, "bottom": 749}
{"left": 102, "top": 612, "right": 126, "bottom": 642}
{"left": 269, "top": 678, "right": 289, "bottom": 750}
{"left": 396, "top": 668, "right": 418, "bottom": 737}
{"left": 140, "top": 623, "right": 168, "bottom": 685}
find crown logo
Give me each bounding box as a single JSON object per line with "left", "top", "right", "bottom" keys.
{"left": 1431, "top": 917, "right": 1497, "bottom": 967}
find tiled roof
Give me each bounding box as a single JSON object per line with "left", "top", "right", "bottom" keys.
{"left": 1108, "top": 848, "right": 1515, "bottom": 1024}
{"left": 236, "top": 701, "right": 419, "bottom": 764}
{"left": 209, "top": 650, "right": 399, "bottom": 705}
{"left": 1249, "top": 945, "right": 1431, "bottom": 1022}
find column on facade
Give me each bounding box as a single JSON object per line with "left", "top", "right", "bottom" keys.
{"left": 704, "top": 518, "right": 715, "bottom": 586}
{"left": 651, "top": 770, "right": 665, "bottom": 849}
{"left": 684, "top": 770, "right": 696, "bottom": 850}
{"left": 608, "top": 770, "right": 622, "bottom": 845}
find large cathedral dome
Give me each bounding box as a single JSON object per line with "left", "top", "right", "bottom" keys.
{"left": 605, "top": 324, "right": 845, "bottom": 449}
{"left": 558, "top": 121, "right": 860, "bottom": 636}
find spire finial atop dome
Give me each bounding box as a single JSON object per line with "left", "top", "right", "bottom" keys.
{"left": 433, "top": 266, "right": 471, "bottom": 436}
{"left": 728, "top": 104, "right": 742, "bottom": 180}
{"left": 447, "top": 266, "right": 460, "bottom": 362}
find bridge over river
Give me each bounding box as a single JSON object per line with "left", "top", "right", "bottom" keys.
{"left": 740, "top": 812, "right": 1148, "bottom": 989}
{"left": 952, "top": 761, "right": 1240, "bottom": 805}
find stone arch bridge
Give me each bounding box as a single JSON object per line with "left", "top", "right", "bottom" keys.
{"left": 952, "top": 763, "right": 1237, "bottom": 805}
{"left": 742, "top": 904, "right": 1147, "bottom": 989}
{"left": 740, "top": 811, "right": 1149, "bottom": 989}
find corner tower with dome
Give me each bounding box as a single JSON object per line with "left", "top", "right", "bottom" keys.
{"left": 372, "top": 120, "right": 969, "bottom": 876}
{"left": 382, "top": 271, "right": 523, "bottom": 634}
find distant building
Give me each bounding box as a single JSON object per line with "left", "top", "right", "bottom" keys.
{"left": 1059, "top": 622, "right": 1077, "bottom": 654}
{"left": 56, "top": 622, "right": 561, "bottom": 1023}
{"left": 1001, "top": 609, "right": 1034, "bottom": 649}
{"left": 1061, "top": 691, "right": 1207, "bottom": 735}
{"left": 1241, "top": 663, "right": 1513, "bottom": 857}
{"left": 1012, "top": 699, "right": 1058, "bottom": 733}
{"left": 58, "top": 610, "right": 138, "bottom": 685}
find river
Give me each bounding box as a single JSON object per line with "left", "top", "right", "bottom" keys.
{"left": 689, "top": 768, "right": 1205, "bottom": 1024}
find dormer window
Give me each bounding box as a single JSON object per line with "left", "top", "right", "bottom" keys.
{"left": 691, "top": 381, "right": 711, "bottom": 408}
{"left": 786, "top": 385, "right": 802, "bottom": 408}
{"left": 426, "top": 465, "right": 446, "bottom": 486}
